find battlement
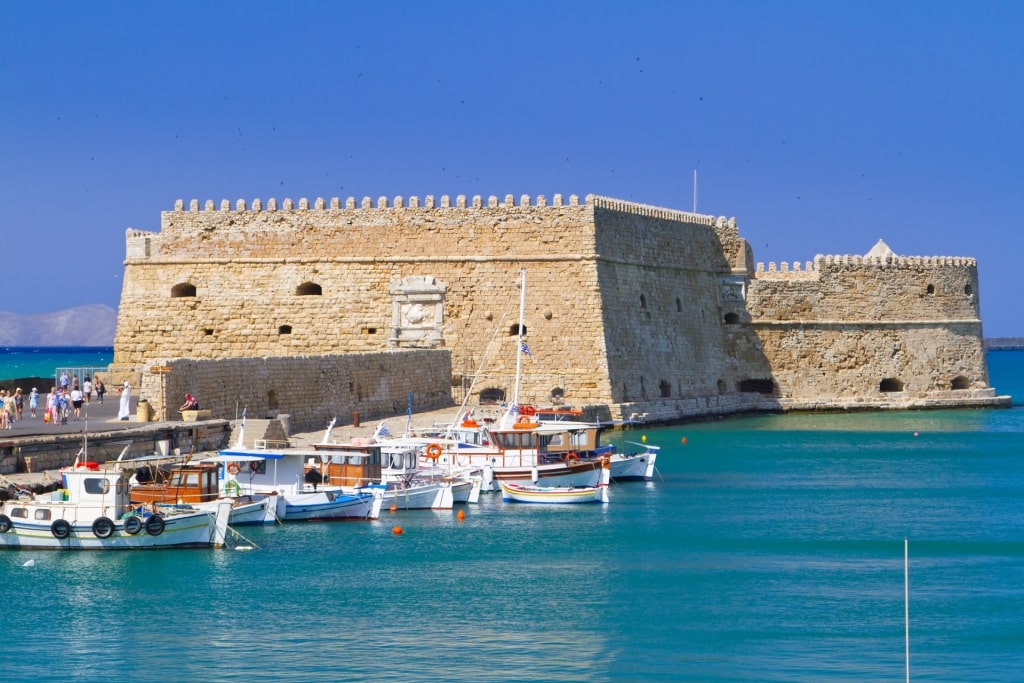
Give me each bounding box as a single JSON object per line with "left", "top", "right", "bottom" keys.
{"left": 755, "top": 253, "right": 978, "bottom": 280}
{"left": 165, "top": 193, "right": 731, "bottom": 226}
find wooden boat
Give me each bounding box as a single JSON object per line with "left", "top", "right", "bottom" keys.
{"left": 0, "top": 459, "right": 232, "bottom": 550}
{"left": 130, "top": 460, "right": 278, "bottom": 525}
{"left": 500, "top": 456, "right": 611, "bottom": 504}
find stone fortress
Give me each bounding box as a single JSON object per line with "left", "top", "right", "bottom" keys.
{"left": 110, "top": 192, "right": 1009, "bottom": 432}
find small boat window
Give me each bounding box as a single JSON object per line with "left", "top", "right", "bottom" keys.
{"left": 34, "top": 509, "right": 51, "bottom": 521}
{"left": 9, "top": 507, "right": 28, "bottom": 518}
{"left": 84, "top": 478, "right": 111, "bottom": 495}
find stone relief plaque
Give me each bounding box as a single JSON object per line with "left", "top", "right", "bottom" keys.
{"left": 389, "top": 276, "right": 446, "bottom": 348}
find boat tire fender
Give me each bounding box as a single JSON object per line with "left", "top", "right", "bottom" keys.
{"left": 51, "top": 519, "right": 72, "bottom": 540}
{"left": 123, "top": 515, "right": 143, "bottom": 535}
{"left": 91, "top": 516, "right": 115, "bottom": 539}
{"left": 0, "top": 514, "right": 11, "bottom": 533}
{"left": 145, "top": 514, "right": 166, "bottom": 536}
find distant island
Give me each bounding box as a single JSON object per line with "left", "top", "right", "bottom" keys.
{"left": 985, "top": 338, "right": 1024, "bottom": 351}
{"left": 0, "top": 305, "right": 117, "bottom": 346}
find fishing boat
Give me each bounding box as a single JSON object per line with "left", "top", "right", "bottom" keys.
{"left": 610, "top": 441, "right": 659, "bottom": 481}
{"left": 214, "top": 446, "right": 383, "bottom": 521}
{"left": 500, "top": 456, "right": 611, "bottom": 504}
{"left": 0, "top": 458, "right": 232, "bottom": 550}
{"left": 130, "top": 459, "right": 278, "bottom": 525}
{"left": 315, "top": 420, "right": 478, "bottom": 506}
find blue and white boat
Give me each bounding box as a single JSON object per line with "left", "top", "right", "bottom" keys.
{"left": 215, "top": 446, "right": 383, "bottom": 521}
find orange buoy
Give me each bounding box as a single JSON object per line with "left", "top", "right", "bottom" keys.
{"left": 392, "top": 526, "right": 404, "bottom": 535}
{"left": 456, "top": 509, "right": 466, "bottom": 521}
{"left": 389, "top": 504, "right": 397, "bottom": 513}
{"left": 681, "top": 437, "right": 688, "bottom": 444}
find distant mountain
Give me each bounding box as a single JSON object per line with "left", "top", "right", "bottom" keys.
{"left": 0, "top": 305, "right": 117, "bottom": 346}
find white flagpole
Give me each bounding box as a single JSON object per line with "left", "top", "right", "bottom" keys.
{"left": 905, "top": 537, "right": 910, "bottom": 683}
{"left": 693, "top": 169, "right": 698, "bottom": 213}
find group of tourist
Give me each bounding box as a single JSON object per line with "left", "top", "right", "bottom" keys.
{"left": 0, "top": 388, "right": 25, "bottom": 429}
{"left": 0, "top": 374, "right": 110, "bottom": 428}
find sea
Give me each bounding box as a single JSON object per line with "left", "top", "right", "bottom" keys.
{"left": 1, "top": 348, "right": 1023, "bottom": 682}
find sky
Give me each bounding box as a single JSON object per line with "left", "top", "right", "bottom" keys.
{"left": 2, "top": 1, "right": 1022, "bottom": 336}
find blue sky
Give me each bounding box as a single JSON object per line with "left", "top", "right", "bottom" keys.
{"left": 2, "top": 1, "right": 1022, "bottom": 335}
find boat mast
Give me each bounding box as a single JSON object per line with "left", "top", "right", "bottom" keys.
{"left": 512, "top": 268, "right": 526, "bottom": 410}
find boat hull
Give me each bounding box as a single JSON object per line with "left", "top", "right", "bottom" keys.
{"left": 276, "top": 488, "right": 382, "bottom": 521}
{"left": 610, "top": 450, "right": 658, "bottom": 481}
{"left": 499, "top": 482, "right": 608, "bottom": 504}
{"left": 0, "top": 510, "right": 221, "bottom": 550}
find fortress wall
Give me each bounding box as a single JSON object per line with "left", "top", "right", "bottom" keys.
{"left": 136, "top": 350, "right": 452, "bottom": 433}
{"left": 752, "top": 323, "right": 988, "bottom": 399}
{"left": 115, "top": 192, "right": 1002, "bottom": 419}
{"left": 744, "top": 255, "right": 988, "bottom": 399}
{"left": 587, "top": 204, "right": 759, "bottom": 403}
{"left": 748, "top": 255, "right": 981, "bottom": 321}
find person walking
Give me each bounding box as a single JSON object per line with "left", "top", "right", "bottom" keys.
{"left": 95, "top": 378, "right": 106, "bottom": 404}
{"left": 118, "top": 382, "right": 132, "bottom": 421}
{"left": 70, "top": 386, "right": 84, "bottom": 420}
{"left": 29, "top": 387, "right": 39, "bottom": 418}
{"left": 13, "top": 388, "right": 23, "bottom": 421}
{"left": 82, "top": 376, "right": 93, "bottom": 405}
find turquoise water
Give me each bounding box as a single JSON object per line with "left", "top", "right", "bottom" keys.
{"left": 0, "top": 346, "right": 114, "bottom": 382}
{"left": 1, "top": 351, "right": 1022, "bottom": 682}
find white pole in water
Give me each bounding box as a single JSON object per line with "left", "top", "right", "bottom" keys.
{"left": 905, "top": 537, "right": 910, "bottom": 683}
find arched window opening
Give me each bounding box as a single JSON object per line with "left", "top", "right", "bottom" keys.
{"left": 659, "top": 380, "right": 671, "bottom": 398}
{"left": 879, "top": 378, "right": 904, "bottom": 392}
{"left": 640, "top": 294, "right": 647, "bottom": 309}
{"left": 509, "top": 324, "right": 527, "bottom": 336}
{"left": 296, "top": 282, "right": 323, "bottom": 296}
{"left": 724, "top": 312, "right": 740, "bottom": 324}
{"left": 479, "top": 387, "right": 505, "bottom": 405}
{"left": 951, "top": 375, "right": 970, "bottom": 390}
{"left": 550, "top": 387, "right": 565, "bottom": 403}
{"left": 278, "top": 325, "right": 292, "bottom": 335}
{"left": 171, "top": 283, "right": 197, "bottom": 298}
{"left": 267, "top": 389, "right": 279, "bottom": 411}
{"left": 926, "top": 284, "right": 935, "bottom": 295}
{"left": 964, "top": 284, "right": 973, "bottom": 296}
{"left": 738, "top": 378, "right": 775, "bottom": 394}
{"left": 203, "top": 328, "right": 214, "bottom": 336}
{"left": 676, "top": 297, "right": 682, "bottom": 312}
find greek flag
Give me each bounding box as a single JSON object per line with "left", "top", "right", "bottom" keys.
{"left": 520, "top": 341, "right": 532, "bottom": 357}
{"left": 374, "top": 422, "right": 391, "bottom": 438}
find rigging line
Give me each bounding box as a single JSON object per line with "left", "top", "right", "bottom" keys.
{"left": 446, "top": 297, "right": 516, "bottom": 435}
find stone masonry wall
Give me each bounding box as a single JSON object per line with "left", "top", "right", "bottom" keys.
{"left": 745, "top": 254, "right": 990, "bottom": 400}
{"left": 136, "top": 350, "right": 452, "bottom": 434}
{"left": 113, "top": 193, "right": 1003, "bottom": 421}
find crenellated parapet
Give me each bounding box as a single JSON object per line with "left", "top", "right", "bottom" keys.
{"left": 755, "top": 253, "right": 978, "bottom": 280}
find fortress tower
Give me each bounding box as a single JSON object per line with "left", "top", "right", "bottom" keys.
{"left": 112, "top": 193, "right": 1007, "bottom": 428}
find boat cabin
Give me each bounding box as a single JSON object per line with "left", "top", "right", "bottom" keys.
{"left": 131, "top": 463, "right": 221, "bottom": 505}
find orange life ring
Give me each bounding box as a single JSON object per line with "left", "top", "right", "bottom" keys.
{"left": 519, "top": 405, "right": 536, "bottom": 416}
{"left": 514, "top": 418, "right": 533, "bottom": 429}
{"left": 226, "top": 462, "right": 241, "bottom": 475}
{"left": 564, "top": 452, "right": 580, "bottom": 465}
{"left": 425, "top": 444, "right": 443, "bottom": 460}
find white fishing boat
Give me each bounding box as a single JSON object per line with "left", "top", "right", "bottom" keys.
{"left": 500, "top": 456, "right": 611, "bottom": 504}
{"left": 213, "top": 447, "right": 383, "bottom": 521}
{"left": 0, "top": 459, "right": 232, "bottom": 550}
{"left": 610, "top": 442, "right": 659, "bottom": 481}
